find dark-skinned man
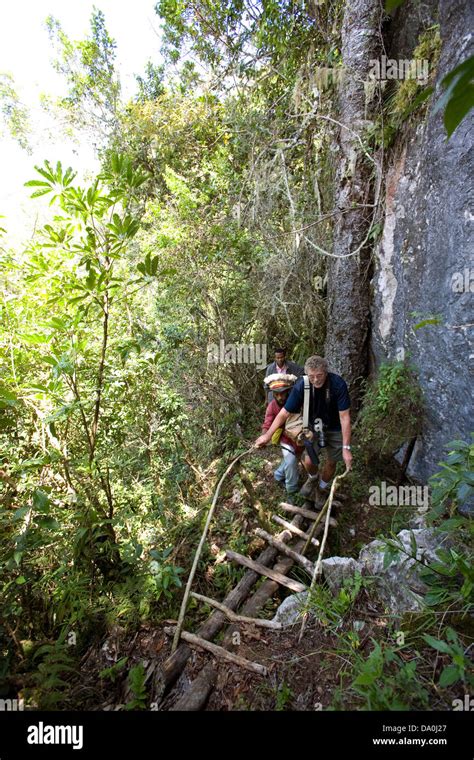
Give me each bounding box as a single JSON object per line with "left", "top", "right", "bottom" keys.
{"left": 264, "top": 347, "right": 303, "bottom": 403}
{"left": 256, "top": 355, "right": 352, "bottom": 505}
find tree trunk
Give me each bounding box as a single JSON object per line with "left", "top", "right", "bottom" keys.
{"left": 324, "top": 0, "right": 382, "bottom": 408}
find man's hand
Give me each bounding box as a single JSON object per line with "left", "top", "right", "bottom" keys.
{"left": 255, "top": 432, "right": 271, "bottom": 448}
{"left": 342, "top": 447, "right": 353, "bottom": 471}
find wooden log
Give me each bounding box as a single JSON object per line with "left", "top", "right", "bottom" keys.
{"left": 279, "top": 502, "right": 322, "bottom": 520}
{"left": 170, "top": 662, "right": 217, "bottom": 712}
{"left": 279, "top": 502, "right": 338, "bottom": 526}
{"left": 164, "top": 628, "right": 268, "bottom": 676}
{"left": 155, "top": 544, "right": 277, "bottom": 699}
{"left": 190, "top": 592, "right": 282, "bottom": 629}
{"left": 174, "top": 529, "right": 307, "bottom": 711}
{"left": 225, "top": 550, "right": 307, "bottom": 593}
{"left": 235, "top": 527, "right": 305, "bottom": 625}
{"left": 156, "top": 515, "right": 300, "bottom": 699}
{"left": 254, "top": 528, "right": 315, "bottom": 575}
{"left": 272, "top": 515, "right": 320, "bottom": 546}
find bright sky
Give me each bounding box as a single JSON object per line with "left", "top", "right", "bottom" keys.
{"left": 0, "top": 0, "right": 162, "bottom": 246}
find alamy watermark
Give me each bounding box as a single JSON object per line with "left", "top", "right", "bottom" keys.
{"left": 452, "top": 695, "right": 473, "bottom": 711}
{"left": 312, "top": 56, "right": 429, "bottom": 91}
{"left": 0, "top": 697, "right": 24, "bottom": 710}
{"left": 451, "top": 268, "right": 474, "bottom": 293}
{"left": 369, "top": 481, "right": 430, "bottom": 508}
{"left": 207, "top": 339, "right": 267, "bottom": 370}
{"left": 313, "top": 274, "right": 328, "bottom": 292}
{"left": 368, "top": 56, "right": 429, "bottom": 82}
{"left": 27, "top": 722, "right": 83, "bottom": 750}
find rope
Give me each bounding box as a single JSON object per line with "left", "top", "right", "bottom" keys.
{"left": 298, "top": 468, "right": 349, "bottom": 643}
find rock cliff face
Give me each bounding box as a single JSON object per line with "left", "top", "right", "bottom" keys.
{"left": 371, "top": 0, "right": 473, "bottom": 480}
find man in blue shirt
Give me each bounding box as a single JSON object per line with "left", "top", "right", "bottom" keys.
{"left": 255, "top": 355, "right": 352, "bottom": 502}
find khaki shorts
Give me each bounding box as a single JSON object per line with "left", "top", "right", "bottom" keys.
{"left": 312, "top": 430, "right": 343, "bottom": 462}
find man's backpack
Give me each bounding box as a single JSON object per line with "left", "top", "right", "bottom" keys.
{"left": 283, "top": 376, "right": 312, "bottom": 443}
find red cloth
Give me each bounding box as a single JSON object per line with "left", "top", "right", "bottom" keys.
{"left": 262, "top": 399, "right": 303, "bottom": 454}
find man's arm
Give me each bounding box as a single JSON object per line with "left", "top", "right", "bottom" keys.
{"left": 339, "top": 408, "right": 352, "bottom": 470}
{"left": 255, "top": 407, "right": 290, "bottom": 447}
{"left": 262, "top": 401, "right": 277, "bottom": 431}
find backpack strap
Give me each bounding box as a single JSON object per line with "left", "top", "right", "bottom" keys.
{"left": 303, "top": 375, "right": 311, "bottom": 430}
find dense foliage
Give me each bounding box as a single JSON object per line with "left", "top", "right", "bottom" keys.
{"left": 0, "top": 3, "right": 472, "bottom": 712}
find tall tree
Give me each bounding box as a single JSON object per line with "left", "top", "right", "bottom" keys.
{"left": 0, "top": 72, "right": 31, "bottom": 152}
{"left": 324, "top": 0, "right": 382, "bottom": 407}
{"left": 45, "top": 9, "right": 121, "bottom": 147}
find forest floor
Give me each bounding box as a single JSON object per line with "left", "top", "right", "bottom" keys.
{"left": 71, "top": 449, "right": 454, "bottom": 712}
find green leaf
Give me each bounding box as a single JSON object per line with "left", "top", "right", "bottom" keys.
{"left": 383, "top": 547, "right": 398, "bottom": 569}
{"left": 457, "top": 481, "right": 473, "bottom": 502}
{"left": 0, "top": 386, "right": 18, "bottom": 408}
{"left": 422, "top": 634, "right": 451, "bottom": 654}
{"left": 445, "top": 627, "right": 459, "bottom": 644}
{"left": 33, "top": 489, "right": 50, "bottom": 511}
{"left": 19, "top": 333, "right": 50, "bottom": 345}
{"left": 13, "top": 506, "right": 30, "bottom": 522}
{"left": 353, "top": 670, "right": 378, "bottom": 686}
{"left": 427, "top": 561, "right": 455, "bottom": 577}
{"left": 445, "top": 452, "right": 465, "bottom": 465}
{"left": 85, "top": 269, "right": 97, "bottom": 290}
{"left": 35, "top": 516, "right": 60, "bottom": 531}
{"left": 24, "top": 179, "right": 52, "bottom": 188}
{"left": 434, "top": 56, "right": 474, "bottom": 138}
{"left": 413, "top": 317, "right": 442, "bottom": 330}
{"left": 439, "top": 664, "right": 460, "bottom": 687}
{"left": 27, "top": 187, "right": 54, "bottom": 199}
{"left": 424, "top": 590, "right": 448, "bottom": 606}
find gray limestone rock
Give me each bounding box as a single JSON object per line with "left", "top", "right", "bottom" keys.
{"left": 272, "top": 592, "right": 309, "bottom": 627}
{"left": 357, "top": 528, "right": 451, "bottom": 612}
{"left": 370, "top": 0, "right": 474, "bottom": 481}
{"left": 321, "top": 557, "right": 363, "bottom": 592}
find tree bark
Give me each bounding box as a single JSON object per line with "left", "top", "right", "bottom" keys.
{"left": 324, "top": 0, "right": 382, "bottom": 408}
{"left": 164, "top": 629, "right": 268, "bottom": 676}
{"left": 190, "top": 592, "right": 282, "bottom": 629}
{"left": 254, "top": 528, "right": 315, "bottom": 574}
{"left": 225, "top": 550, "right": 307, "bottom": 592}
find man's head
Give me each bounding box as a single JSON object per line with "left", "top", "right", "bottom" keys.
{"left": 274, "top": 347, "right": 286, "bottom": 368}
{"left": 304, "top": 355, "right": 329, "bottom": 388}
{"left": 273, "top": 390, "right": 289, "bottom": 407}
{"left": 264, "top": 373, "right": 297, "bottom": 404}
